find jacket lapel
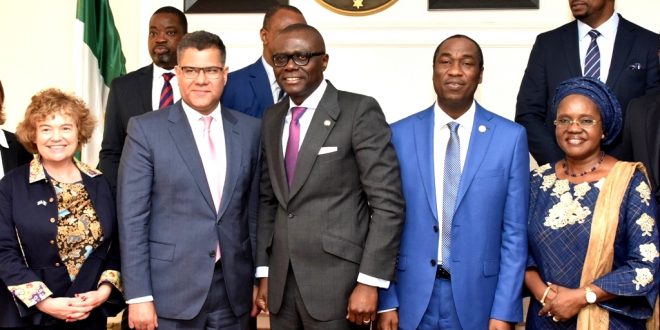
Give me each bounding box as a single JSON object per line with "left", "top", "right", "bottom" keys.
{"left": 414, "top": 106, "right": 438, "bottom": 220}
{"left": 249, "top": 60, "right": 275, "bottom": 108}
{"left": 288, "top": 82, "right": 340, "bottom": 200}
{"left": 648, "top": 97, "right": 660, "bottom": 184}
{"left": 455, "top": 104, "right": 495, "bottom": 209}
{"left": 266, "top": 102, "right": 290, "bottom": 204}
{"left": 139, "top": 65, "right": 154, "bottom": 112}
{"left": 218, "top": 107, "right": 242, "bottom": 218}
{"left": 607, "top": 15, "right": 634, "bottom": 88}
{"left": 563, "top": 21, "right": 583, "bottom": 77}
{"left": 167, "top": 103, "right": 216, "bottom": 212}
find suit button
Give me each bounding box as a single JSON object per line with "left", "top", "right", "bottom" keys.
{"left": 55, "top": 262, "right": 60, "bottom": 267}
{"left": 430, "top": 259, "right": 437, "bottom": 267}
{"left": 49, "top": 198, "right": 54, "bottom": 203}
{"left": 49, "top": 218, "right": 56, "bottom": 223}
{"left": 49, "top": 240, "right": 55, "bottom": 245}
{"left": 433, "top": 225, "right": 439, "bottom": 232}
{"left": 209, "top": 250, "right": 216, "bottom": 258}
{"left": 288, "top": 213, "right": 294, "bottom": 219}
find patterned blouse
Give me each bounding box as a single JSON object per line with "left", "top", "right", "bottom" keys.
{"left": 526, "top": 163, "right": 659, "bottom": 329}
{"left": 7, "top": 157, "right": 121, "bottom": 308}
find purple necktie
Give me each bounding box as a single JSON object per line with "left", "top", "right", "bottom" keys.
{"left": 159, "top": 72, "right": 174, "bottom": 109}
{"left": 285, "top": 107, "right": 307, "bottom": 188}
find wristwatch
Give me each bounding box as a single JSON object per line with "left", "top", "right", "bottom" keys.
{"left": 585, "top": 286, "right": 597, "bottom": 304}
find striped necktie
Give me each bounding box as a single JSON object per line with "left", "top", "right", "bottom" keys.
{"left": 159, "top": 72, "right": 175, "bottom": 109}
{"left": 584, "top": 30, "right": 601, "bottom": 79}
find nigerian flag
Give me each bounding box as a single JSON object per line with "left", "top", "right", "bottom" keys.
{"left": 74, "top": 0, "right": 125, "bottom": 165}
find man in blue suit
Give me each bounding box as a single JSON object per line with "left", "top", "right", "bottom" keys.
{"left": 515, "top": 0, "right": 659, "bottom": 165}
{"left": 118, "top": 31, "right": 261, "bottom": 330}
{"left": 221, "top": 5, "right": 306, "bottom": 118}
{"left": 377, "top": 35, "right": 529, "bottom": 330}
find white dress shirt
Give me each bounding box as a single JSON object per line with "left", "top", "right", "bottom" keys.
{"left": 433, "top": 101, "right": 475, "bottom": 262}
{"left": 261, "top": 56, "right": 282, "bottom": 103}
{"left": 0, "top": 130, "right": 8, "bottom": 179}
{"left": 151, "top": 64, "right": 181, "bottom": 110}
{"left": 578, "top": 12, "right": 619, "bottom": 83}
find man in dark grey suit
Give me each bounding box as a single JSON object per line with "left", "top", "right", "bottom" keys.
{"left": 118, "top": 31, "right": 261, "bottom": 330}
{"left": 255, "top": 24, "right": 404, "bottom": 329}
{"left": 515, "top": 0, "right": 659, "bottom": 165}
{"left": 98, "top": 6, "right": 187, "bottom": 193}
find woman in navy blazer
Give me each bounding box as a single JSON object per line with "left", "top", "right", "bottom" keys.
{"left": 0, "top": 89, "right": 123, "bottom": 329}
{"left": 0, "top": 80, "right": 32, "bottom": 178}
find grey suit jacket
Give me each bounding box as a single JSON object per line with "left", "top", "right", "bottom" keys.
{"left": 256, "top": 81, "right": 404, "bottom": 321}
{"left": 118, "top": 102, "right": 261, "bottom": 320}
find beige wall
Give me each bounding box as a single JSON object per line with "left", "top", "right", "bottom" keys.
{"left": 1, "top": 0, "right": 658, "bottom": 138}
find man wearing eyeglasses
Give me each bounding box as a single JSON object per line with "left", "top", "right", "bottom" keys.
{"left": 254, "top": 24, "right": 404, "bottom": 329}
{"left": 118, "top": 31, "right": 261, "bottom": 330}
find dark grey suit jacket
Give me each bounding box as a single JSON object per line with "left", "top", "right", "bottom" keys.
{"left": 1, "top": 130, "right": 31, "bottom": 174}
{"left": 515, "top": 15, "right": 660, "bottom": 165}
{"left": 98, "top": 64, "right": 154, "bottom": 193}
{"left": 622, "top": 88, "right": 660, "bottom": 209}
{"left": 256, "top": 81, "right": 404, "bottom": 321}
{"left": 118, "top": 102, "right": 261, "bottom": 320}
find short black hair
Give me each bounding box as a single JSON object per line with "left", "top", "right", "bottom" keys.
{"left": 177, "top": 30, "right": 226, "bottom": 63}
{"left": 153, "top": 6, "right": 188, "bottom": 33}
{"left": 277, "top": 24, "right": 326, "bottom": 52}
{"left": 262, "top": 5, "right": 304, "bottom": 29}
{"left": 433, "top": 34, "right": 484, "bottom": 69}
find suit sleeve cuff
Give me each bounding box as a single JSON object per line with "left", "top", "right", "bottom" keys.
{"left": 8, "top": 281, "right": 53, "bottom": 307}
{"left": 357, "top": 273, "right": 390, "bottom": 289}
{"left": 98, "top": 270, "right": 122, "bottom": 293}
{"left": 126, "top": 296, "right": 154, "bottom": 304}
{"left": 255, "top": 266, "right": 269, "bottom": 278}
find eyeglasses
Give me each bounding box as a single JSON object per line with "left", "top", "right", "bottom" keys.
{"left": 553, "top": 118, "right": 600, "bottom": 128}
{"left": 272, "top": 52, "right": 325, "bottom": 67}
{"left": 179, "top": 66, "right": 225, "bottom": 80}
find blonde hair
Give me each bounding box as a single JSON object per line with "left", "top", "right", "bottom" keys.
{"left": 16, "top": 88, "right": 96, "bottom": 154}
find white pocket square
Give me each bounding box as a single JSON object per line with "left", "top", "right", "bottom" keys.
{"left": 318, "top": 146, "right": 338, "bottom": 155}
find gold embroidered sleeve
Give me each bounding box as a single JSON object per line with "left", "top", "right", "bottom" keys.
{"left": 7, "top": 281, "right": 53, "bottom": 307}
{"left": 98, "top": 270, "right": 122, "bottom": 292}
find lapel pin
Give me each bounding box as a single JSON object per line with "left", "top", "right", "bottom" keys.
{"left": 478, "top": 125, "right": 487, "bottom": 133}
{"left": 37, "top": 200, "right": 47, "bottom": 206}
{"left": 324, "top": 120, "right": 332, "bottom": 127}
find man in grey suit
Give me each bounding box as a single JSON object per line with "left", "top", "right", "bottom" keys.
{"left": 255, "top": 24, "right": 404, "bottom": 329}
{"left": 118, "top": 31, "right": 261, "bottom": 330}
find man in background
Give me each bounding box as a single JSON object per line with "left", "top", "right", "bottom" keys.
{"left": 515, "top": 0, "right": 659, "bottom": 165}
{"left": 98, "top": 6, "right": 187, "bottom": 192}
{"left": 221, "top": 5, "right": 306, "bottom": 118}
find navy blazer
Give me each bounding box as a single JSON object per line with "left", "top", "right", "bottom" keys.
{"left": 221, "top": 58, "right": 275, "bottom": 118}
{"left": 98, "top": 64, "right": 154, "bottom": 193}
{"left": 0, "top": 161, "right": 123, "bottom": 328}
{"left": 516, "top": 15, "right": 660, "bottom": 165}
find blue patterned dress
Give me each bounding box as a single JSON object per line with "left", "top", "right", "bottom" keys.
{"left": 526, "top": 163, "right": 659, "bottom": 329}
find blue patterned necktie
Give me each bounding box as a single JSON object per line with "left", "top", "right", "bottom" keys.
{"left": 584, "top": 30, "right": 601, "bottom": 79}
{"left": 442, "top": 122, "right": 461, "bottom": 271}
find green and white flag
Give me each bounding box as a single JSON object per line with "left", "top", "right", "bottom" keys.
{"left": 74, "top": 0, "right": 125, "bottom": 165}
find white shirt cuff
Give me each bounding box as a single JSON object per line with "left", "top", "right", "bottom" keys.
{"left": 357, "top": 272, "right": 390, "bottom": 289}
{"left": 255, "top": 266, "right": 269, "bottom": 278}
{"left": 126, "top": 295, "right": 154, "bottom": 304}
{"left": 378, "top": 308, "right": 397, "bottom": 313}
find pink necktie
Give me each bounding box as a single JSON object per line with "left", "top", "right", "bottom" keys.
{"left": 201, "top": 116, "right": 222, "bottom": 262}
{"left": 285, "top": 107, "right": 307, "bottom": 188}
{"left": 159, "top": 73, "right": 174, "bottom": 109}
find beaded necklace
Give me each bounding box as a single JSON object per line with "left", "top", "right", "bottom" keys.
{"left": 562, "top": 151, "right": 605, "bottom": 177}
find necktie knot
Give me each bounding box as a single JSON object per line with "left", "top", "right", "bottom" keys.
{"left": 588, "top": 30, "right": 600, "bottom": 40}
{"left": 291, "top": 107, "right": 307, "bottom": 123}
{"left": 201, "top": 116, "right": 213, "bottom": 132}
{"left": 163, "top": 72, "right": 174, "bottom": 82}
{"left": 447, "top": 121, "right": 460, "bottom": 134}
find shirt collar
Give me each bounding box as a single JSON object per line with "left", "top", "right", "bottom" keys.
{"left": 287, "top": 79, "right": 328, "bottom": 110}
{"left": 433, "top": 100, "right": 477, "bottom": 132}
{"left": 0, "top": 130, "right": 8, "bottom": 149}
{"left": 181, "top": 100, "right": 222, "bottom": 123}
{"left": 153, "top": 63, "right": 176, "bottom": 79}
{"left": 29, "top": 155, "right": 100, "bottom": 183}
{"left": 577, "top": 11, "right": 619, "bottom": 41}
{"left": 261, "top": 56, "right": 277, "bottom": 87}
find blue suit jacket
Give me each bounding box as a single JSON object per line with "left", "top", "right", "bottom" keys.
{"left": 379, "top": 104, "right": 529, "bottom": 329}
{"left": 515, "top": 15, "right": 660, "bottom": 165}
{"left": 221, "top": 58, "right": 274, "bottom": 118}
{"left": 117, "top": 102, "right": 261, "bottom": 319}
